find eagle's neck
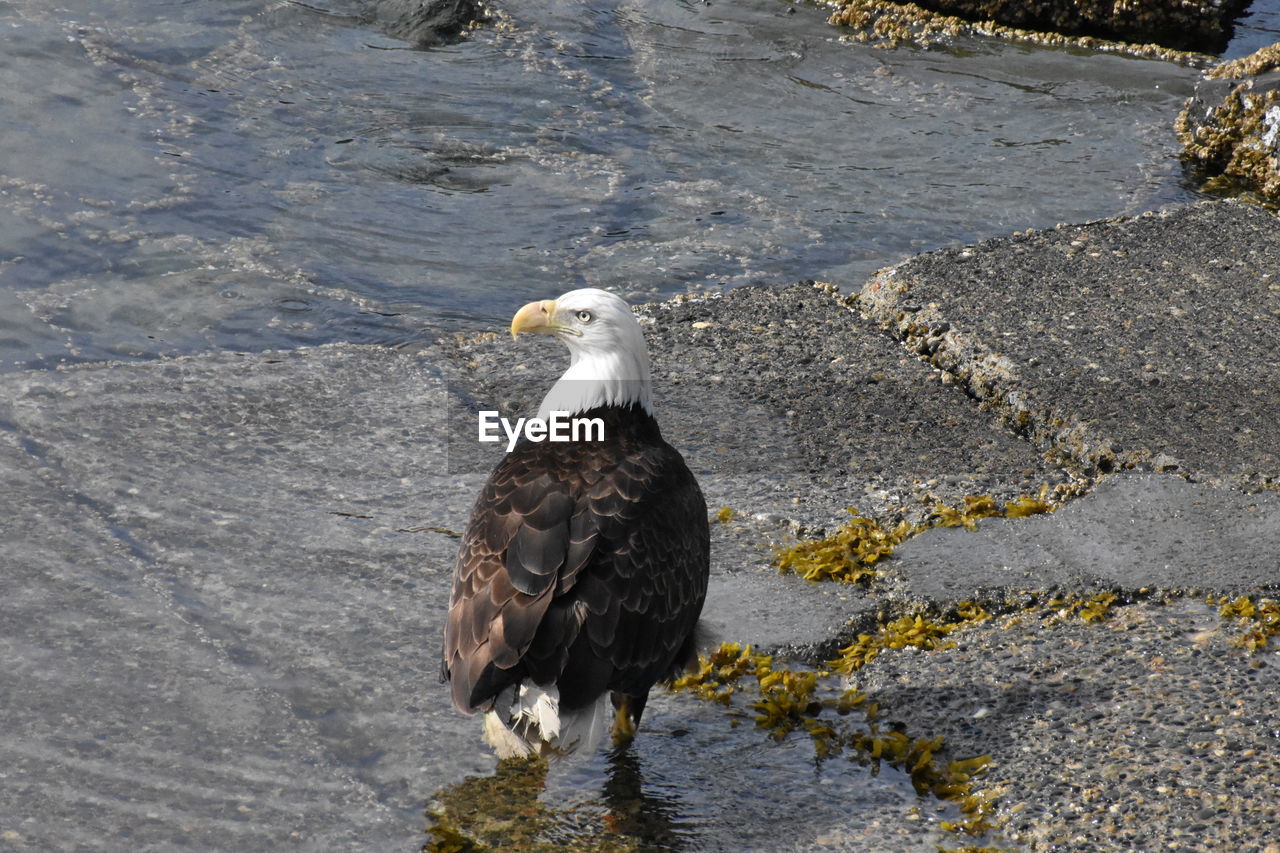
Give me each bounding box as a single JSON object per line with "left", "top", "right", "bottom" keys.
{"left": 538, "top": 344, "right": 653, "bottom": 420}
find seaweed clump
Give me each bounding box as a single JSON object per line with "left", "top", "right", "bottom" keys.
{"left": 773, "top": 510, "right": 910, "bottom": 584}
{"left": 1039, "top": 591, "right": 1120, "bottom": 624}
{"left": 774, "top": 491, "right": 1054, "bottom": 586}
{"left": 930, "top": 491, "right": 1053, "bottom": 530}
{"left": 670, "top": 642, "right": 772, "bottom": 705}
{"left": 671, "top": 638, "right": 1000, "bottom": 837}
{"left": 829, "top": 602, "right": 992, "bottom": 675}
{"left": 1217, "top": 595, "right": 1280, "bottom": 653}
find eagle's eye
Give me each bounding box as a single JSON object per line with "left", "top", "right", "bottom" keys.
{"left": 575, "top": 310, "right": 593, "bottom": 324}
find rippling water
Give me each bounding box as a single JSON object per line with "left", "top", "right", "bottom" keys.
{"left": 7, "top": 0, "right": 1274, "bottom": 371}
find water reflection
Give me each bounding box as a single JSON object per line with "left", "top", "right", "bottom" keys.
{"left": 601, "top": 749, "right": 688, "bottom": 851}
{"left": 424, "top": 748, "right": 689, "bottom": 852}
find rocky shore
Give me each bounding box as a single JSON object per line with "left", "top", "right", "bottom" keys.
{"left": 417, "top": 199, "right": 1280, "bottom": 850}
{"left": 4, "top": 0, "right": 1278, "bottom": 850}
{"left": 633, "top": 200, "right": 1280, "bottom": 849}
{"left": 2, "top": 197, "right": 1277, "bottom": 851}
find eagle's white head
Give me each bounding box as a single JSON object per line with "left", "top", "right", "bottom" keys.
{"left": 510, "top": 287, "right": 654, "bottom": 420}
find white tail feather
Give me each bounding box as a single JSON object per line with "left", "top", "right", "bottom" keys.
{"left": 483, "top": 683, "right": 609, "bottom": 759}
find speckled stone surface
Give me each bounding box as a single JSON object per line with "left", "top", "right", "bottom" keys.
{"left": 642, "top": 285, "right": 1077, "bottom": 523}
{"left": 854, "top": 597, "right": 1280, "bottom": 852}
{"left": 858, "top": 200, "right": 1280, "bottom": 492}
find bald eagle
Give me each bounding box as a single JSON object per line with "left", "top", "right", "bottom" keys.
{"left": 442, "top": 288, "right": 710, "bottom": 758}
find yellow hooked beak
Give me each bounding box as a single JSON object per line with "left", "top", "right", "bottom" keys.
{"left": 510, "top": 299, "right": 581, "bottom": 339}
{"left": 510, "top": 299, "right": 555, "bottom": 339}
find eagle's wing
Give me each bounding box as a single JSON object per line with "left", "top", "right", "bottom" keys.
{"left": 442, "top": 439, "right": 708, "bottom": 714}
{"left": 573, "top": 441, "right": 708, "bottom": 700}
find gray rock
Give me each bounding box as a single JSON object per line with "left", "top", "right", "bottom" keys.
{"left": 890, "top": 471, "right": 1280, "bottom": 603}
{"left": 859, "top": 200, "right": 1280, "bottom": 491}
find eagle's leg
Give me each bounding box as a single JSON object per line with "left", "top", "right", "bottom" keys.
{"left": 609, "top": 692, "right": 648, "bottom": 748}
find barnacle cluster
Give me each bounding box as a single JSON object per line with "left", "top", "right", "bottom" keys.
{"left": 1175, "top": 82, "right": 1280, "bottom": 203}
{"left": 1207, "top": 44, "right": 1280, "bottom": 80}
{"left": 1217, "top": 595, "right": 1280, "bottom": 653}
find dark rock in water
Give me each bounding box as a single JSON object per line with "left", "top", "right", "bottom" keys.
{"left": 828, "top": 0, "right": 1248, "bottom": 54}
{"left": 374, "top": 0, "right": 486, "bottom": 47}
{"left": 1176, "top": 45, "right": 1280, "bottom": 202}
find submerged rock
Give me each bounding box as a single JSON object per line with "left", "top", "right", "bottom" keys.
{"left": 373, "top": 0, "right": 487, "bottom": 47}
{"left": 1177, "top": 44, "right": 1280, "bottom": 202}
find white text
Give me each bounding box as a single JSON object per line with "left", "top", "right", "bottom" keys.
{"left": 478, "top": 410, "right": 605, "bottom": 452}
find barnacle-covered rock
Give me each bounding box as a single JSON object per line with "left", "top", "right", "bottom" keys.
{"left": 826, "top": 0, "right": 1241, "bottom": 58}
{"left": 1177, "top": 44, "right": 1280, "bottom": 202}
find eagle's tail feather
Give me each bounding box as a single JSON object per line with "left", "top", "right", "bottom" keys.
{"left": 483, "top": 683, "right": 608, "bottom": 759}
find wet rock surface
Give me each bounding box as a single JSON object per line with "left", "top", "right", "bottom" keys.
{"left": 4, "top": 200, "right": 1280, "bottom": 851}
{"left": 0, "top": 346, "right": 472, "bottom": 850}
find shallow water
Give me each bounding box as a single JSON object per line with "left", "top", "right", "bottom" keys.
{"left": 10, "top": 0, "right": 1275, "bottom": 372}
{"left": 1226, "top": 0, "right": 1280, "bottom": 58}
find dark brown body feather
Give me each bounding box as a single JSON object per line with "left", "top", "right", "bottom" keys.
{"left": 442, "top": 403, "right": 709, "bottom": 729}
